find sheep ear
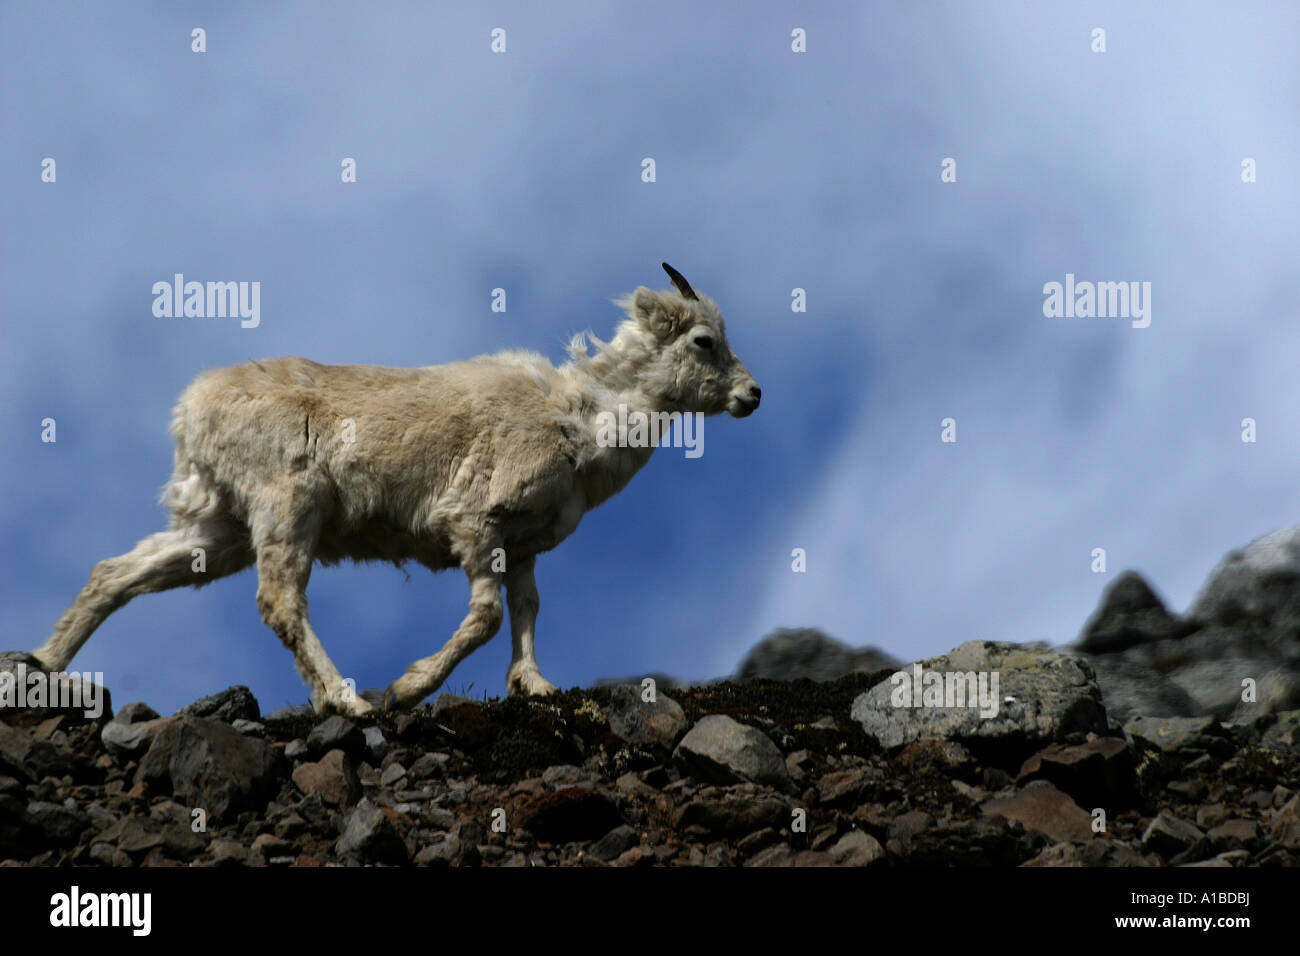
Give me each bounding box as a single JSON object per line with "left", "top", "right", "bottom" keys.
{"left": 630, "top": 287, "right": 660, "bottom": 323}
{"left": 662, "top": 262, "right": 698, "bottom": 301}
{"left": 630, "top": 287, "right": 686, "bottom": 340}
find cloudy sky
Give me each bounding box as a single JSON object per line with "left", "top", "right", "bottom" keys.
{"left": 4, "top": 2, "right": 1298, "bottom": 715}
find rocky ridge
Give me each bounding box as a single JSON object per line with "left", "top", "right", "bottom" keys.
{"left": 3, "top": 526, "right": 1299, "bottom": 867}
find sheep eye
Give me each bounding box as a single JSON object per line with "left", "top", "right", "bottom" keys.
{"left": 693, "top": 335, "right": 714, "bottom": 350}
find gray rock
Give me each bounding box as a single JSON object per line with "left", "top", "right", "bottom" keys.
{"left": 1124, "top": 715, "right": 1226, "bottom": 753}
{"left": 306, "top": 715, "right": 366, "bottom": 760}
{"left": 829, "top": 829, "right": 885, "bottom": 866}
{"left": 284, "top": 739, "right": 309, "bottom": 761}
{"left": 266, "top": 704, "right": 313, "bottom": 720}
{"left": 88, "top": 842, "right": 132, "bottom": 866}
{"left": 178, "top": 686, "right": 260, "bottom": 724}
{"left": 541, "top": 764, "right": 594, "bottom": 790}
{"left": 737, "top": 628, "right": 900, "bottom": 682}
{"left": 0, "top": 722, "right": 83, "bottom": 783}
{"left": 1073, "top": 655, "right": 1199, "bottom": 722}
{"left": 362, "top": 726, "right": 389, "bottom": 764}
{"left": 589, "top": 824, "right": 639, "bottom": 862}
{"left": 101, "top": 717, "right": 173, "bottom": 758}
{"left": 1074, "top": 571, "right": 1193, "bottom": 654}
{"left": 851, "top": 641, "right": 1108, "bottom": 759}
{"left": 1142, "top": 811, "right": 1205, "bottom": 856}
{"left": 85, "top": 803, "right": 117, "bottom": 833}
{"left": 114, "top": 702, "right": 160, "bottom": 724}
{"left": 336, "top": 798, "right": 409, "bottom": 865}
{"left": 606, "top": 685, "right": 688, "bottom": 749}
{"left": 1168, "top": 659, "right": 1300, "bottom": 720}
{"left": 408, "top": 752, "right": 449, "bottom": 781}
{"left": 210, "top": 838, "right": 258, "bottom": 867}
{"left": 0, "top": 653, "right": 112, "bottom": 725}
{"left": 135, "top": 715, "right": 284, "bottom": 825}
{"left": 231, "top": 719, "right": 265, "bottom": 737}
{"left": 24, "top": 800, "right": 90, "bottom": 847}
{"left": 1188, "top": 526, "right": 1300, "bottom": 627}
{"left": 673, "top": 715, "right": 795, "bottom": 793}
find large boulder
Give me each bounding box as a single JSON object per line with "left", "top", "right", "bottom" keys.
{"left": 1074, "top": 572, "right": 1193, "bottom": 654}
{"left": 851, "top": 641, "right": 1108, "bottom": 765}
{"left": 1071, "top": 546, "right": 1300, "bottom": 720}
{"left": 135, "top": 716, "right": 284, "bottom": 824}
{"left": 737, "top": 628, "right": 899, "bottom": 682}
{"left": 1188, "top": 526, "right": 1300, "bottom": 628}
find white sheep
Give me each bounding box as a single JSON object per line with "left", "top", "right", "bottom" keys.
{"left": 35, "top": 264, "right": 761, "bottom": 716}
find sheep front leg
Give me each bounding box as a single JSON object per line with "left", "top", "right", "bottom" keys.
{"left": 382, "top": 569, "right": 503, "bottom": 710}
{"left": 505, "top": 556, "right": 558, "bottom": 696}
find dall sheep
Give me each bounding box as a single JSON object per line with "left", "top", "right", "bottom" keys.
{"left": 36, "top": 264, "right": 761, "bottom": 716}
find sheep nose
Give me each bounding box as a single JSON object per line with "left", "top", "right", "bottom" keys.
{"left": 749, "top": 385, "right": 761, "bottom": 404}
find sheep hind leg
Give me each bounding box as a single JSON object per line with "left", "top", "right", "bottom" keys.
{"left": 33, "top": 519, "right": 252, "bottom": 672}
{"left": 254, "top": 533, "right": 372, "bottom": 718}
{"left": 504, "top": 556, "right": 558, "bottom": 697}
{"left": 383, "top": 568, "right": 503, "bottom": 710}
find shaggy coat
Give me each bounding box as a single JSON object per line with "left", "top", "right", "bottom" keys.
{"left": 36, "top": 264, "right": 760, "bottom": 715}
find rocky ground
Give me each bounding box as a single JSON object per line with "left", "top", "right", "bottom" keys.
{"left": 3, "top": 525, "right": 1300, "bottom": 867}
{"left": 0, "top": 664, "right": 1297, "bottom": 867}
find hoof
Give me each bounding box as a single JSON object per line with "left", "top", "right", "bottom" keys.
{"left": 507, "top": 670, "right": 560, "bottom": 697}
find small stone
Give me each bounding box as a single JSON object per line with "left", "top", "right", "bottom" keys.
{"left": 363, "top": 726, "right": 389, "bottom": 764}
{"left": 210, "top": 838, "right": 257, "bottom": 867}
{"left": 541, "top": 764, "right": 593, "bottom": 790}
{"left": 1124, "top": 716, "right": 1224, "bottom": 753}
{"left": 743, "top": 844, "right": 795, "bottom": 867}
{"left": 981, "top": 786, "right": 1093, "bottom": 844}
{"left": 1167, "top": 779, "right": 1208, "bottom": 802}
{"left": 426, "top": 807, "right": 457, "bottom": 830}
{"left": 252, "top": 833, "right": 293, "bottom": 859}
{"left": 1207, "top": 819, "right": 1259, "bottom": 851}
{"left": 1196, "top": 803, "right": 1228, "bottom": 829}
{"left": 178, "top": 686, "right": 260, "bottom": 724}
{"left": 606, "top": 685, "right": 689, "bottom": 749}
{"left": 25, "top": 800, "right": 90, "bottom": 847}
{"left": 589, "top": 824, "right": 639, "bottom": 862}
{"left": 408, "top": 753, "right": 449, "bottom": 781}
{"left": 306, "top": 716, "right": 366, "bottom": 760}
{"left": 336, "top": 798, "right": 410, "bottom": 865}
{"left": 829, "top": 829, "right": 885, "bottom": 866}
{"left": 291, "top": 749, "right": 361, "bottom": 807}
{"left": 284, "top": 739, "right": 308, "bottom": 761}
{"left": 1141, "top": 811, "right": 1205, "bottom": 857}
{"left": 672, "top": 715, "right": 795, "bottom": 793}
{"left": 101, "top": 718, "right": 173, "bottom": 759}
{"left": 114, "top": 702, "right": 160, "bottom": 724}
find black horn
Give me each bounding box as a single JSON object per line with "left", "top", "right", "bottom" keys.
{"left": 662, "top": 262, "right": 698, "bottom": 300}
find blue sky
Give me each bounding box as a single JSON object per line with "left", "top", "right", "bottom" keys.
{"left": 3, "top": 2, "right": 1298, "bottom": 715}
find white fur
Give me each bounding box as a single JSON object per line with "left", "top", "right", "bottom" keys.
{"left": 35, "top": 268, "right": 760, "bottom": 715}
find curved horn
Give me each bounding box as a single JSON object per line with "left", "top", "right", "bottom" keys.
{"left": 662, "top": 262, "right": 698, "bottom": 300}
